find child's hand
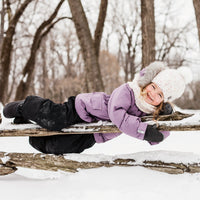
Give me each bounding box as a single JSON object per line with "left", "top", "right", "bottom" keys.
{"left": 160, "top": 102, "right": 173, "bottom": 115}
{"left": 144, "top": 125, "right": 164, "bottom": 142}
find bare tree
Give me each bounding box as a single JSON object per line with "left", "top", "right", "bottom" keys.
{"left": 141, "top": 0, "right": 155, "bottom": 68}
{"left": 99, "top": 50, "right": 122, "bottom": 94}
{"left": 68, "top": 0, "right": 107, "bottom": 92}
{"left": 193, "top": 0, "right": 200, "bottom": 46}
{"left": 0, "top": 0, "right": 5, "bottom": 54}
{"left": 0, "top": 0, "right": 33, "bottom": 104}
{"left": 122, "top": 11, "right": 140, "bottom": 81}
{"left": 94, "top": 0, "right": 108, "bottom": 58}
{"left": 156, "top": 23, "right": 191, "bottom": 65}
{"left": 14, "top": 0, "right": 66, "bottom": 100}
{"left": 156, "top": 1, "right": 194, "bottom": 67}
{"left": 108, "top": 0, "right": 141, "bottom": 82}
{"left": 40, "top": 39, "right": 48, "bottom": 98}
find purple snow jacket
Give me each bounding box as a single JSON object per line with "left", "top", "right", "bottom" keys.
{"left": 75, "top": 84, "right": 170, "bottom": 144}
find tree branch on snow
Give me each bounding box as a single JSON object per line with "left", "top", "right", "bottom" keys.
{"left": 1, "top": 151, "right": 200, "bottom": 176}
{"left": 0, "top": 112, "right": 200, "bottom": 176}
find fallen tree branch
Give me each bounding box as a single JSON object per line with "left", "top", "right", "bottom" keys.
{"left": 1, "top": 123, "right": 200, "bottom": 137}
{"left": 0, "top": 151, "right": 200, "bottom": 175}
{"left": 0, "top": 112, "right": 199, "bottom": 137}
{"left": 141, "top": 111, "right": 193, "bottom": 121}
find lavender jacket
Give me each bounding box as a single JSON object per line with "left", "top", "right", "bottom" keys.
{"left": 75, "top": 83, "right": 170, "bottom": 144}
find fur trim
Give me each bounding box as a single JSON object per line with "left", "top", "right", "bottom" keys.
{"left": 138, "top": 61, "right": 167, "bottom": 88}
{"left": 128, "top": 74, "right": 156, "bottom": 114}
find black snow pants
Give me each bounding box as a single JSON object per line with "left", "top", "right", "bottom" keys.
{"left": 21, "top": 95, "right": 96, "bottom": 155}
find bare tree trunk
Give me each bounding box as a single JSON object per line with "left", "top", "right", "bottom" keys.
{"left": 193, "top": 0, "right": 200, "bottom": 46}
{"left": 41, "top": 40, "right": 48, "bottom": 98}
{"left": 68, "top": 0, "right": 105, "bottom": 92}
{"left": 94, "top": 0, "right": 108, "bottom": 57}
{"left": 0, "top": 0, "right": 5, "bottom": 54}
{"left": 7, "top": 50, "right": 18, "bottom": 101}
{"left": 14, "top": 0, "right": 65, "bottom": 100}
{"left": 141, "top": 0, "right": 155, "bottom": 68}
{"left": 124, "top": 29, "right": 139, "bottom": 81}
{"left": 0, "top": 0, "right": 33, "bottom": 104}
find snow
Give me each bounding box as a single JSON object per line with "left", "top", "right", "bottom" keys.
{"left": 151, "top": 112, "right": 200, "bottom": 127}
{"left": 63, "top": 150, "right": 200, "bottom": 164}
{"left": 1, "top": 109, "right": 200, "bottom": 200}
{"left": 1, "top": 156, "right": 10, "bottom": 164}
{"left": 1, "top": 166, "right": 200, "bottom": 200}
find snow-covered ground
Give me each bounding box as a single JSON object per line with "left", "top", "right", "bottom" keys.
{"left": 1, "top": 109, "right": 200, "bottom": 200}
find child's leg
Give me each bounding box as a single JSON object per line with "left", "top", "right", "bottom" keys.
{"left": 29, "top": 134, "right": 96, "bottom": 155}
{"left": 4, "top": 95, "right": 83, "bottom": 131}
{"left": 4, "top": 96, "right": 93, "bottom": 154}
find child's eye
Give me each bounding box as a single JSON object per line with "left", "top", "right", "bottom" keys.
{"left": 151, "top": 85, "right": 155, "bottom": 89}
{"left": 159, "top": 94, "right": 162, "bottom": 98}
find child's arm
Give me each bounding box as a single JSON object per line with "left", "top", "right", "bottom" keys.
{"left": 108, "top": 84, "right": 164, "bottom": 142}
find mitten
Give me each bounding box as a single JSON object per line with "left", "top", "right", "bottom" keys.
{"left": 144, "top": 125, "right": 164, "bottom": 142}
{"left": 159, "top": 102, "right": 173, "bottom": 115}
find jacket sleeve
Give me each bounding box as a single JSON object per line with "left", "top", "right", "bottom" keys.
{"left": 108, "top": 84, "right": 148, "bottom": 140}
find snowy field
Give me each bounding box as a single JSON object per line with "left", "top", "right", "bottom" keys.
{"left": 0, "top": 108, "right": 200, "bottom": 200}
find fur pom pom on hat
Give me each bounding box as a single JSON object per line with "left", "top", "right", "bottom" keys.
{"left": 152, "top": 66, "right": 193, "bottom": 102}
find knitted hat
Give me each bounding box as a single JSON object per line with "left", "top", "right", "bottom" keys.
{"left": 152, "top": 67, "right": 193, "bottom": 102}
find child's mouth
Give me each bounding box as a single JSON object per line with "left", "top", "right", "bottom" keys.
{"left": 147, "top": 93, "right": 153, "bottom": 102}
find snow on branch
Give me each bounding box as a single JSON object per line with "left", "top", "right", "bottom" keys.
{"left": 0, "top": 112, "right": 200, "bottom": 137}
{"left": 1, "top": 151, "right": 200, "bottom": 176}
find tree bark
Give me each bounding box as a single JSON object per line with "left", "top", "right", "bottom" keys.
{"left": 1, "top": 122, "right": 200, "bottom": 137}
{"left": 193, "top": 0, "right": 200, "bottom": 46}
{"left": 0, "top": 112, "right": 197, "bottom": 137}
{"left": 14, "top": 0, "right": 65, "bottom": 100}
{"left": 68, "top": 0, "right": 105, "bottom": 92}
{"left": 0, "top": 0, "right": 33, "bottom": 104}
{"left": 0, "top": 0, "right": 5, "bottom": 54}
{"left": 141, "top": 0, "right": 155, "bottom": 68}
{"left": 94, "top": 0, "right": 108, "bottom": 57}
{"left": 1, "top": 151, "right": 200, "bottom": 176}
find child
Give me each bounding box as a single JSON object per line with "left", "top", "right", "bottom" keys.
{"left": 3, "top": 62, "right": 192, "bottom": 155}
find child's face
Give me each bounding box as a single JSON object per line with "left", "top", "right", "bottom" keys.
{"left": 143, "top": 83, "right": 164, "bottom": 106}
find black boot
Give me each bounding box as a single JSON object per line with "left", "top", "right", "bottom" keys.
{"left": 3, "top": 100, "right": 24, "bottom": 118}
{"left": 3, "top": 100, "right": 30, "bottom": 124}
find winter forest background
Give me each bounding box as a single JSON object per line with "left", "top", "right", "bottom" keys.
{"left": 0, "top": 0, "right": 200, "bottom": 108}
{"left": 1, "top": 1, "right": 200, "bottom": 199}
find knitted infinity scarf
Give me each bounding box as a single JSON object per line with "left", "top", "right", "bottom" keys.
{"left": 128, "top": 74, "right": 156, "bottom": 114}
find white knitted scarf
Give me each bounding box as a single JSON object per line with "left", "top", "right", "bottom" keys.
{"left": 128, "top": 74, "right": 156, "bottom": 114}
